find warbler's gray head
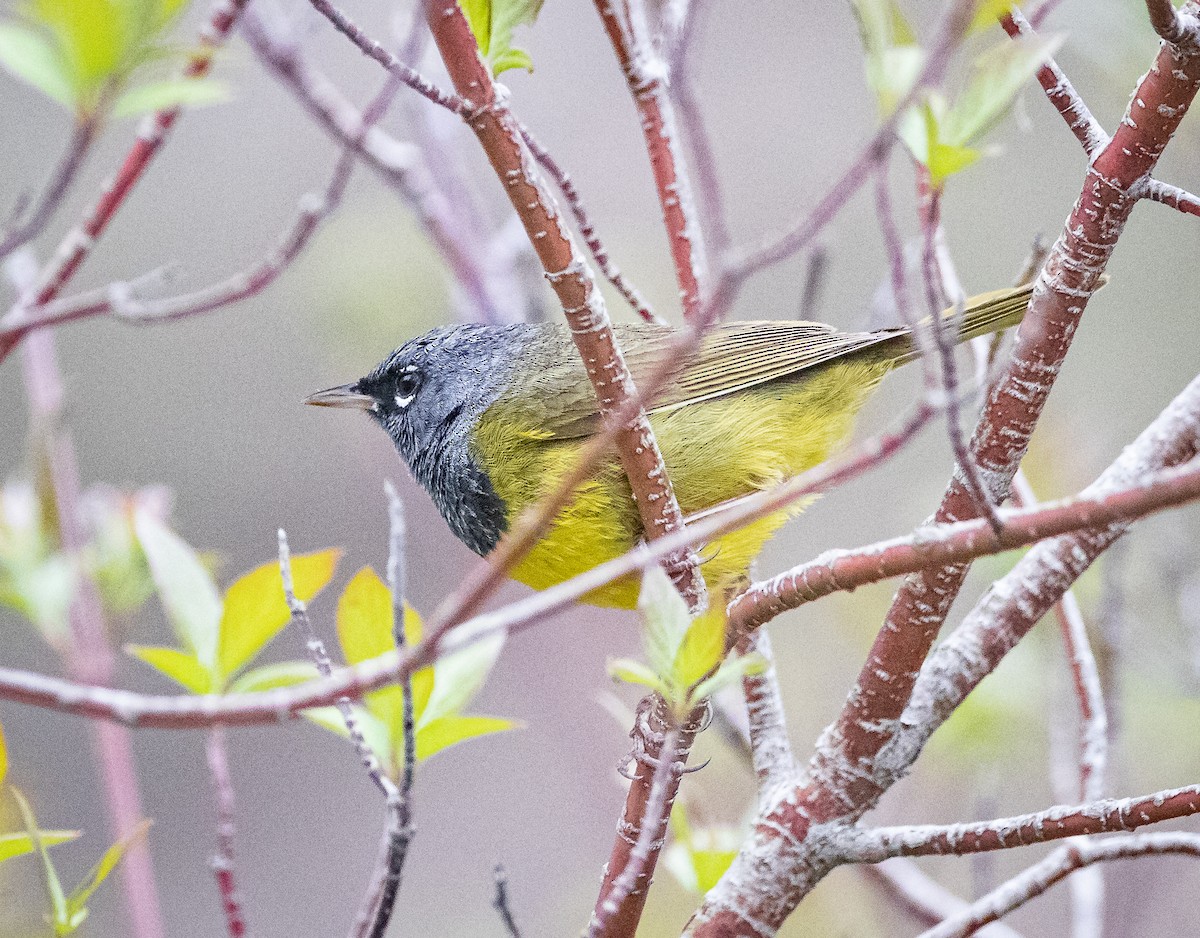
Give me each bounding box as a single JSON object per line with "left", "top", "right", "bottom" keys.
{"left": 304, "top": 323, "right": 535, "bottom": 555}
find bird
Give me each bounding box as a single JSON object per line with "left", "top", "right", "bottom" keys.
{"left": 306, "top": 284, "right": 1032, "bottom": 609}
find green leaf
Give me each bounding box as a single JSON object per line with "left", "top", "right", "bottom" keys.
{"left": 228, "top": 660, "right": 319, "bottom": 694}
{"left": 851, "top": 0, "right": 923, "bottom": 114}
{"left": 690, "top": 651, "right": 767, "bottom": 704}
{"left": 0, "top": 829, "right": 79, "bottom": 865}
{"left": 606, "top": 657, "right": 664, "bottom": 692}
{"left": 135, "top": 511, "right": 221, "bottom": 669}
{"left": 125, "top": 644, "right": 212, "bottom": 694}
{"left": 11, "top": 787, "right": 69, "bottom": 927}
{"left": 460, "top": 0, "right": 545, "bottom": 76}
{"left": 0, "top": 555, "right": 76, "bottom": 647}
{"left": 418, "top": 624, "right": 504, "bottom": 728}
{"left": 66, "top": 819, "right": 152, "bottom": 921}
{"left": 673, "top": 605, "right": 726, "bottom": 689}
{"left": 638, "top": 565, "right": 690, "bottom": 682}
{"left": 113, "top": 77, "right": 228, "bottom": 117}
{"left": 415, "top": 714, "right": 517, "bottom": 761}
{"left": 0, "top": 23, "right": 74, "bottom": 107}
{"left": 940, "top": 34, "right": 1063, "bottom": 147}
{"left": 335, "top": 568, "right": 430, "bottom": 731}
{"left": 664, "top": 803, "right": 740, "bottom": 894}
{"left": 967, "top": 0, "right": 1015, "bottom": 35}
{"left": 217, "top": 548, "right": 339, "bottom": 682}
{"left": 926, "top": 141, "right": 981, "bottom": 185}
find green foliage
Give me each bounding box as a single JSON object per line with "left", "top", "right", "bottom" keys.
{"left": 607, "top": 567, "right": 766, "bottom": 719}
{"left": 11, "top": 787, "right": 149, "bottom": 935}
{"left": 0, "top": 482, "right": 75, "bottom": 647}
{"left": 851, "top": 0, "right": 1061, "bottom": 185}
{"left": 0, "top": 723, "right": 81, "bottom": 866}
{"left": 0, "top": 0, "right": 227, "bottom": 117}
{"left": 282, "top": 567, "right": 516, "bottom": 774}
{"left": 128, "top": 511, "right": 339, "bottom": 693}
{"left": 663, "top": 802, "right": 740, "bottom": 894}
{"left": 461, "top": 0, "right": 545, "bottom": 76}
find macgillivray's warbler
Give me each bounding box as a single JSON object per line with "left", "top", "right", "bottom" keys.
{"left": 305, "top": 284, "right": 1032, "bottom": 609}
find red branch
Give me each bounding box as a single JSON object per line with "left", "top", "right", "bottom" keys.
{"left": 0, "top": 0, "right": 250, "bottom": 363}
{"left": 851, "top": 784, "right": 1200, "bottom": 858}
{"left": 688, "top": 12, "right": 1200, "bottom": 935}
{"left": 727, "top": 456, "right": 1200, "bottom": 632}
{"left": 593, "top": 0, "right": 705, "bottom": 319}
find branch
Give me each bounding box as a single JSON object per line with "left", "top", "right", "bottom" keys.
{"left": 919, "top": 833, "right": 1200, "bottom": 938}
{"left": 846, "top": 785, "right": 1200, "bottom": 860}
{"left": 727, "top": 454, "right": 1200, "bottom": 632}
{"left": 492, "top": 865, "right": 522, "bottom": 938}
{"left": 278, "top": 530, "right": 414, "bottom": 938}
{"left": 0, "top": 0, "right": 251, "bottom": 364}
{"left": 305, "top": 0, "right": 466, "bottom": 113}
{"left": 1138, "top": 177, "right": 1200, "bottom": 217}
{"left": 205, "top": 727, "right": 248, "bottom": 938}
{"left": 240, "top": 8, "right": 505, "bottom": 323}
{"left": 860, "top": 859, "right": 1026, "bottom": 938}
{"left": 422, "top": 0, "right": 705, "bottom": 608}
{"left": 518, "top": 123, "right": 662, "bottom": 324}
{"left": 593, "top": 0, "right": 706, "bottom": 318}
{"left": 1144, "top": 0, "right": 1200, "bottom": 49}
{"left": 0, "top": 115, "right": 100, "bottom": 262}
{"left": 1001, "top": 9, "right": 1109, "bottom": 155}
{"left": 0, "top": 68, "right": 403, "bottom": 344}
{"left": 740, "top": 631, "right": 796, "bottom": 804}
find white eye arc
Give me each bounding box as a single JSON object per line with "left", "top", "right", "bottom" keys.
{"left": 395, "top": 393, "right": 415, "bottom": 408}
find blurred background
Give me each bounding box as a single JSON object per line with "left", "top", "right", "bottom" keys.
{"left": 1, "top": 0, "right": 1199, "bottom": 934}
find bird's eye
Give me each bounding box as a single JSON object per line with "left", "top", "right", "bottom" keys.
{"left": 394, "top": 370, "right": 420, "bottom": 408}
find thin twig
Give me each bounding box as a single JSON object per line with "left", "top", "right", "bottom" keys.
{"left": 240, "top": 8, "right": 505, "bottom": 324}
{"left": 917, "top": 833, "right": 1200, "bottom": 938}
{"left": 0, "top": 0, "right": 252, "bottom": 364}
{"left": 1001, "top": 9, "right": 1109, "bottom": 155}
{"left": 305, "top": 0, "right": 467, "bottom": 114}
{"left": 519, "top": 124, "right": 663, "bottom": 324}
{"left": 3, "top": 62, "right": 402, "bottom": 341}
{"left": 860, "top": 860, "right": 1025, "bottom": 938}
{"left": 205, "top": 727, "right": 249, "bottom": 938}
{"left": 493, "top": 864, "right": 522, "bottom": 938}
{"left": 1138, "top": 177, "right": 1200, "bottom": 217}
{"left": 368, "top": 483, "right": 417, "bottom": 938}
{"left": 0, "top": 115, "right": 100, "bottom": 262}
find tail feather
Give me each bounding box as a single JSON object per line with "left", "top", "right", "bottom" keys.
{"left": 886, "top": 283, "right": 1034, "bottom": 366}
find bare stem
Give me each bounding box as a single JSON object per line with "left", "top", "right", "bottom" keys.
{"left": 205, "top": 727, "right": 249, "bottom": 938}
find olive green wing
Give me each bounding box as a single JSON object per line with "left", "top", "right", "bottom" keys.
{"left": 494, "top": 320, "right": 896, "bottom": 440}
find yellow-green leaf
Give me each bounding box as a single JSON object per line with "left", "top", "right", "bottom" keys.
{"left": 419, "top": 626, "right": 504, "bottom": 728}
{"left": 302, "top": 704, "right": 393, "bottom": 768}
{"left": 606, "top": 658, "right": 663, "bottom": 691}
{"left": 217, "top": 548, "right": 339, "bottom": 681}
{"left": 0, "top": 829, "right": 79, "bottom": 865}
{"left": 415, "top": 714, "right": 517, "bottom": 761}
{"left": 67, "top": 819, "right": 152, "bottom": 919}
{"left": 0, "top": 23, "right": 74, "bottom": 107}
{"left": 639, "top": 565, "right": 690, "bottom": 681}
{"left": 125, "top": 645, "right": 212, "bottom": 695}
{"left": 11, "top": 787, "right": 68, "bottom": 926}
{"left": 460, "top": 0, "right": 544, "bottom": 76}
{"left": 135, "top": 511, "right": 221, "bottom": 668}
{"left": 113, "top": 77, "right": 228, "bottom": 117}
{"left": 0, "top": 719, "right": 6, "bottom": 785}
{"left": 673, "top": 605, "right": 725, "bottom": 689}
{"left": 967, "top": 0, "right": 1014, "bottom": 35}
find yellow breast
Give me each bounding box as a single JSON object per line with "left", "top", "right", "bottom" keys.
{"left": 471, "top": 359, "right": 891, "bottom": 608}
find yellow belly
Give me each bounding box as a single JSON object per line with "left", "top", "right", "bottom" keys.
{"left": 472, "top": 360, "right": 891, "bottom": 608}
